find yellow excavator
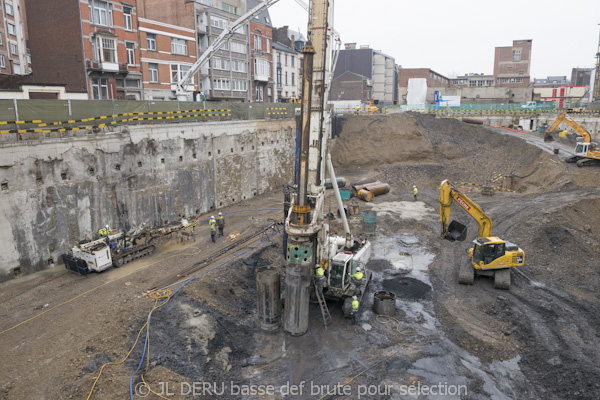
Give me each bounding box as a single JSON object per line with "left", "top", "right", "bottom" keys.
{"left": 439, "top": 180, "right": 525, "bottom": 289}
{"left": 543, "top": 111, "right": 600, "bottom": 167}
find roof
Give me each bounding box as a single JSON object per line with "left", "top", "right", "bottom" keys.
{"left": 247, "top": 0, "right": 273, "bottom": 28}
{"left": 272, "top": 41, "right": 298, "bottom": 54}
{"left": 332, "top": 71, "right": 370, "bottom": 83}
{"left": 287, "top": 28, "right": 306, "bottom": 43}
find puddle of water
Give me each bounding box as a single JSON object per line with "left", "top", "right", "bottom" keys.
{"left": 372, "top": 234, "right": 434, "bottom": 287}
{"left": 370, "top": 201, "right": 435, "bottom": 221}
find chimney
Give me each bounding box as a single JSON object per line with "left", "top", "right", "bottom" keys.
{"left": 344, "top": 43, "right": 356, "bottom": 50}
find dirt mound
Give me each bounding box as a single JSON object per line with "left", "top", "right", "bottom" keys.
{"left": 330, "top": 114, "right": 435, "bottom": 167}
{"left": 332, "top": 113, "right": 598, "bottom": 195}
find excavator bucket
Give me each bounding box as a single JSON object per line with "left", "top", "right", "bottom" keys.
{"left": 543, "top": 134, "right": 555, "bottom": 142}
{"left": 445, "top": 220, "right": 467, "bottom": 242}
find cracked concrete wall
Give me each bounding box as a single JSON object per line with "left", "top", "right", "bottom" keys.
{"left": 0, "top": 119, "right": 295, "bottom": 281}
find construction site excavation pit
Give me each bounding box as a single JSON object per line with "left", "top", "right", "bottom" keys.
{"left": 1, "top": 113, "right": 600, "bottom": 399}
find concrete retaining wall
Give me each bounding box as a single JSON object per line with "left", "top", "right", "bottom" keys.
{"left": 0, "top": 119, "right": 295, "bottom": 280}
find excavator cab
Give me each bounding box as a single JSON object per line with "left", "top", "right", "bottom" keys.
{"left": 445, "top": 220, "right": 467, "bottom": 242}
{"left": 472, "top": 240, "right": 505, "bottom": 267}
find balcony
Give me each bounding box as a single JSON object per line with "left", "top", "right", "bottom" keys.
{"left": 86, "top": 59, "right": 128, "bottom": 73}
{"left": 254, "top": 73, "right": 269, "bottom": 82}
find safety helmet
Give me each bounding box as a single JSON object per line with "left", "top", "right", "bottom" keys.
{"left": 218, "top": 212, "right": 222, "bottom": 215}
{"left": 356, "top": 267, "right": 362, "bottom": 272}
{"left": 106, "top": 225, "right": 109, "bottom": 228}
{"left": 211, "top": 215, "right": 215, "bottom": 219}
{"left": 413, "top": 185, "right": 416, "bottom": 188}
{"left": 352, "top": 296, "right": 357, "bottom": 300}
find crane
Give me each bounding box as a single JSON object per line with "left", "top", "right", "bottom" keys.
{"left": 543, "top": 112, "right": 600, "bottom": 167}
{"left": 439, "top": 180, "right": 524, "bottom": 290}
{"left": 283, "top": 0, "right": 371, "bottom": 336}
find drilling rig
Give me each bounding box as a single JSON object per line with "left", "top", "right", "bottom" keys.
{"left": 283, "top": 0, "right": 371, "bottom": 336}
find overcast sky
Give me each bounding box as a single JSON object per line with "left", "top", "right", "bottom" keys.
{"left": 268, "top": 0, "right": 600, "bottom": 80}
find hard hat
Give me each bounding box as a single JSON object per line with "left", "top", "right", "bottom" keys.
{"left": 218, "top": 212, "right": 222, "bottom": 215}
{"left": 356, "top": 267, "right": 362, "bottom": 272}
{"left": 413, "top": 185, "right": 416, "bottom": 188}
{"left": 352, "top": 296, "right": 358, "bottom": 300}
{"left": 211, "top": 215, "right": 215, "bottom": 219}
{"left": 106, "top": 225, "right": 109, "bottom": 228}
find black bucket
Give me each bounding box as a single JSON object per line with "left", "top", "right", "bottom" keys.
{"left": 446, "top": 220, "right": 467, "bottom": 242}
{"left": 63, "top": 254, "right": 90, "bottom": 275}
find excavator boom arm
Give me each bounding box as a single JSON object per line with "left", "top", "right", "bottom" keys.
{"left": 546, "top": 112, "right": 592, "bottom": 143}
{"left": 439, "top": 180, "right": 492, "bottom": 239}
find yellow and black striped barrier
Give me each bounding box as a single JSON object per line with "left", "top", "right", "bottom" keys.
{"left": 266, "top": 107, "right": 288, "bottom": 116}
{"left": 414, "top": 109, "right": 600, "bottom": 116}
{"left": 451, "top": 181, "right": 515, "bottom": 193}
{"left": 0, "top": 109, "right": 233, "bottom": 134}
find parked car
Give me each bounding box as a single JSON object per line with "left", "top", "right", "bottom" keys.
{"left": 521, "top": 101, "right": 539, "bottom": 110}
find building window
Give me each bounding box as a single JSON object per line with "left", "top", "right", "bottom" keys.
{"left": 213, "top": 78, "right": 230, "bottom": 90}
{"left": 212, "top": 57, "right": 230, "bottom": 70}
{"left": 0, "top": 55, "right": 5, "bottom": 68}
{"left": 277, "top": 69, "right": 281, "bottom": 88}
{"left": 5, "top": 3, "right": 14, "bottom": 16}
{"left": 7, "top": 23, "right": 16, "bottom": 36}
{"left": 171, "top": 38, "right": 187, "bottom": 55}
{"left": 256, "top": 86, "right": 264, "bottom": 101}
{"left": 170, "top": 64, "right": 192, "bottom": 84}
{"left": 266, "top": 38, "right": 271, "bottom": 53}
{"left": 285, "top": 71, "right": 288, "bottom": 85}
{"left": 285, "top": 54, "right": 288, "bottom": 66}
{"left": 222, "top": 2, "right": 237, "bottom": 14}
{"left": 211, "top": 16, "right": 228, "bottom": 30}
{"left": 126, "top": 42, "right": 135, "bottom": 65}
{"left": 148, "top": 63, "right": 158, "bottom": 82}
{"left": 123, "top": 6, "right": 133, "bottom": 30}
{"left": 254, "top": 58, "right": 270, "bottom": 77}
{"left": 147, "top": 33, "right": 156, "bottom": 51}
{"left": 254, "top": 34, "right": 262, "bottom": 51}
{"left": 291, "top": 72, "right": 295, "bottom": 86}
{"left": 98, "top": 37, "right": 116, "bottom": 63}
{"left": 9, "top": 42, "right": 18, "bottom": 55}
{"left": 234, "top": 25, "right": 245, "bottom": 35}
{"left": 0, "top": 33, "right": 3, "bottom": 45}
{"left": 89, "top": 0, "right": 113, "bottom": 26}
{"left": 267, "top": 87, "right": 272, "bottom": 96}
{"left": 231, "top": 60, "right": 246, "bottom": 72}
{"left": 291, "top": 55, "right": 295, "bottom": 67}
{"left": 512, "top": 49, "right": 521, "bottom": 61}
{"left": 231, "top": 41, "right": 246, "bottom": 54}
{"left": 91, "top": 78, "right": 110, "bottom": 99}
{"left": 232, "top": 79, "right": 247, "bottom": 91}
{"left": 277, "top": 53, "right": 280, "bottom": 64}
{"left": 126, "top": 79, "right": 139, "bottom": 88}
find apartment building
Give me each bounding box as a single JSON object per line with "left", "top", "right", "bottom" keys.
{"left": 25, "top": 0, "right": 142, "bottom": 99}
{"left": 334, "top": 44, "right": 396, "bottom": 104}
{"left": 494, "top": 39, "right": 532, "bottom": 88}
{"left": 1, "top": 0, "right": 29, "bottom": 75}
{"left": 248, "top": 0, "right": 273, "bottom": 102}
{"left": 398, "top": 68, "right": 451, "bottom": 88}
{"left": 451, "top": 73, "right": 495, "bottom": 88}
{"left": 136, "top": 0, "right": 197, "bottom": 100}
{"left": 272, "top": 41, "right": 299, "bottom": 101}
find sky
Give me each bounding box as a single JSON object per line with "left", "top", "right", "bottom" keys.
{"left": 268, "top": 0, "right": 600, "bottom": 80}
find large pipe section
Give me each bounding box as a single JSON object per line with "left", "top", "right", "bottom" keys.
{"left": 327, "top": 153, "right": 352, "bottom": 247}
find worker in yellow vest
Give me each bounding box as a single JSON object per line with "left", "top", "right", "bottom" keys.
{"left": 351, "top": 295, "right": 359, "bottom": 324}
{"left": 350, "top": 267, "right": 364, "bottom": 287}
{"left": 315, "top": 265, "right": 325, "bottom": 296}
{"left": 98, "top": 225, "right": 112, "bottom": 237}
{"left": 413, "top": 185, "right": 418, "bottom": 201}
{"left": 209, "top": 216, "right": 217, "bottom": 243}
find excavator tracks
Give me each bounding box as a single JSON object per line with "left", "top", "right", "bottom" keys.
{"left": 493, "top": 268, "right": 511, "bottom": 290}
{"left": 458, "top": 261, "right": 474, "bottom": 285}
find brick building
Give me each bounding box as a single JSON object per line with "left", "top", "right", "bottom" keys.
{"left": 330, "top": 71, "right": 372, "bottom": 102}
{"left": 0, "top": 0, "right": 29, "bottom": 75}
{"left": 248, "top": 0, "right": 273, "bottom": 102}
{"left": 398, "top": 68, "right": 451, "bottom": 88}
{"left": 494, "top": 39, "right": 532, "bottom": 88}
{"left": 136, "top": 0, "right": 197, "bottom": 100}
{"left": 25, "top": 0, "right": 142, "bottom": 99}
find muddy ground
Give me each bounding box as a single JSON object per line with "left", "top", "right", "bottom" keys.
{"left": 1, "top": 113, "right": 599, "bottom": 399}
